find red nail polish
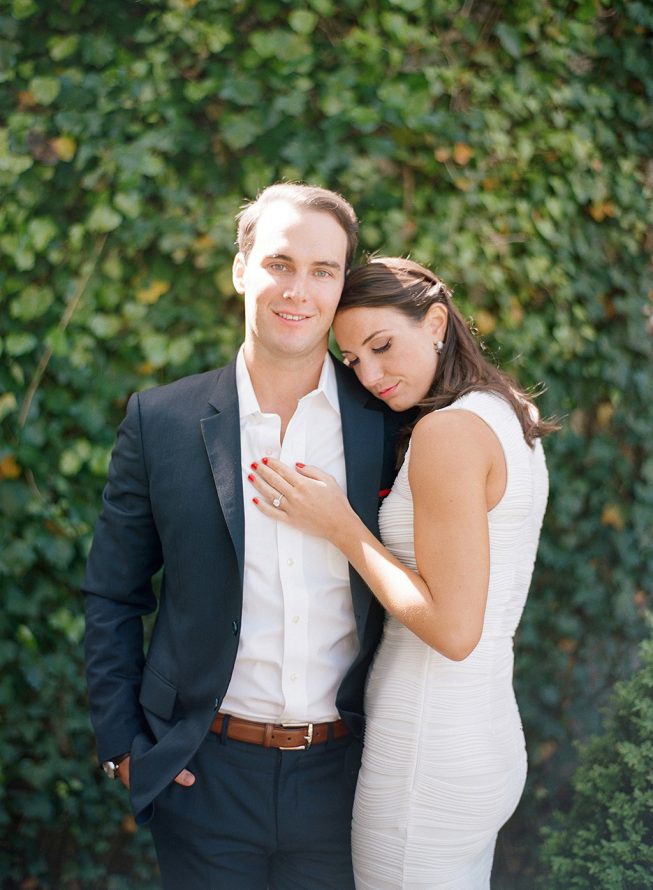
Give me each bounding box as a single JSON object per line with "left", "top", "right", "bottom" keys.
{"left": 247, "top": 473, "right": 254, "bottom": 482}
{"left": 252, "top": 497, "right": 259, "bottom": 504}
{"left": 250, "top": 462, "right": 258, "bottom": 470}
{"left": 262, "top": 457, "right": 269, "bottom": 465}
{"left": 296, "top": 462, "right": 305, "bottom": 468}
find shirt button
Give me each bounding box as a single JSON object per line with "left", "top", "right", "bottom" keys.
{"left": 290, "top": 673, "right": 298, "bottom": 681}
{"left": 287, "top": 557, "right": 294, "bottom": 566}
{"left": 292, "top": 615, "right": 300, "bottom": 624}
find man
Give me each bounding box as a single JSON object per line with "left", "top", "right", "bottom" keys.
{"left": 83, "top": 183, "right": 404, "bottom": 888}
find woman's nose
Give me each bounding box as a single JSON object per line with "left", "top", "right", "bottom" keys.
{"left": 357, "top": 360, "right": 384, "bottom": 389}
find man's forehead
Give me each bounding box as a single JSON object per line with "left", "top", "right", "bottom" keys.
{"left": 255, "top": 199, "right": 335, "bottom": 232}
{"left": 251, "top": 201, "right": 347, "bottom": 258}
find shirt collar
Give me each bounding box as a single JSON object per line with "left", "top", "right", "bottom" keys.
{"left": 235, "top": 347, "right": 261, "bottom": 419}
{"left": 235, "top": 347, "right": 340, "bottom": 419}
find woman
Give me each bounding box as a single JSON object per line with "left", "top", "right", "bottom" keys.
{"left": 249, "top": 257, "right": 555, "bottom": 889}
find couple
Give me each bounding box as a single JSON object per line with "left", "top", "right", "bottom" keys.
{"left": 83, "top": 182, "right": 553, "bottom": 889}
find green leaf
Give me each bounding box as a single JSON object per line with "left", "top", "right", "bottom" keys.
{"left": 388, "top": 0, "right": 423, "bottom": 10}
{"left": 495, "top": 23, "right": 522, "bottom": 59}
{"left": 27, "top": 217, "right": 58, "bottom": 252}
{"left": 87, "top": 205, "right": 122, "bottom": 233}
{"left": 113, "top": 191, "right": 143, "bottom": 219}
{"left": 0, "top": 128, "right": 33, "bottom": 175}
{"left": 167, "top": 336, "right": 194, "bottom": 366}
{"left": 220, "top": 114, "right": 266, "bottom": 151}
{"left": 10, "top": 286, "right": 54, "bottom": 321}
{"left": 87, "top": 314, "right": 122, "bottom": 339}
{"left": 0, "top": 38, "right": 19, "bottom": 83}
{"left": 219, "top": 76, "right": 263, "bottom": 107}
{"left": 47, "top": 34, "right": 79, "bottom": 61}
{"left": 307, "top": 0, "right": 334, "bottom": 13}
{"left": 0, "top": 392, "right": 17, "bottom": 421}
{"left": 29, "top": 75, "right": 60, "bottom": 105}
{"left": 16, "top": 624, "right": 37, "bottom": 651}
{"left": 140, "top": 332, "right": 169, "bottom": 368}
{"left": 4, "top": 332, "right": 37, "bottom": 355}
{"left": 288, "top": 10, "right": 318, "bottom": 34}
{"left": 10, "top": 0, "right": 38, "bottom": 20}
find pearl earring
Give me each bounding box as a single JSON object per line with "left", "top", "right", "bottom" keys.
{"left": 434, "top": 341, "right": 444, "bottom": 354}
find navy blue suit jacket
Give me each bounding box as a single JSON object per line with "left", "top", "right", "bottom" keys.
{"left": 83, "top": 355, "right": 405, "bottom": 823}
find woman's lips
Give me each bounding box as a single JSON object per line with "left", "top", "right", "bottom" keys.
{"left": 377, "top": 383, "right": 399, "bottom": 398}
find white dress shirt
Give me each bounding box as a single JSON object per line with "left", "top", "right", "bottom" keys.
{"left": 219, "top": 348, "right": 357, "bottom": 723}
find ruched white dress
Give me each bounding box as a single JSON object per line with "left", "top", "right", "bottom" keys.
{"left": 352, "top": 391, "right": 549, "bottom": 889}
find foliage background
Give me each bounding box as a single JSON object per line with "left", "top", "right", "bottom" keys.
{"left": 538, "top": 625, "right": 653, "bottom": 888}
{"left": 1, "top": 0, "right": 651, "bottom": 886}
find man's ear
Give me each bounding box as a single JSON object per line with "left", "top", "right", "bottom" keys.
{"left": 425, "top": 302, "right": 448, "bottom": 342}
{"left": 232, "top": 252, "right": 246, "bottom": 295}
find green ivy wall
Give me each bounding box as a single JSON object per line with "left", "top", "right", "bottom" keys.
{"left": 1, "top": 0, "right": 651, "bottom": 886}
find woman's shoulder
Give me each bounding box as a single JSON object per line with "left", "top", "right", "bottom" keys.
{"left": 410, "top": 395, "right": 498, "bottom": 468}
{"left": 409, "top": 389, "right": 521, "bottom": 472}
{"left": 443, "top": 389, "right": 511, "bottom": 415}
{"left": 406, "top": 405, "right": 495, "bottom": 507}
{"left": 441, "top": 388, "right": 523, "bottom": 434}
{"left": 413, "top": 390, "right": 509, "bottom": 437}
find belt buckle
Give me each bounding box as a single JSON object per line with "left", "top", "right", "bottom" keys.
{"left": 279, "top": 722, "right": 314, "bottom": 750}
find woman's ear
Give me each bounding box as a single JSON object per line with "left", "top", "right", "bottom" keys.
{"left": 425, "top": 302, "right": 448, "bottom": 342}
{"left": 232, "top": 252, "right": 246, "bottom": 295}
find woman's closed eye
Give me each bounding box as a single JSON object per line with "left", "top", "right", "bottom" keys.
{"left": 342, "top": 340, "right": 391, "bottom": 367}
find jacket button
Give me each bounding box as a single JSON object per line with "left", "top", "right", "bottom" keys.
{"left": 232, "top": 620, "right": 239, "bottom": 636}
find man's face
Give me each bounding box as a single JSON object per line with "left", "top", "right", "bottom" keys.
{"left": 233, "top": 200, "right": 348, "bottom": 364}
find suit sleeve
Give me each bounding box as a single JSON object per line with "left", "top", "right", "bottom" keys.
{"left": 82, "top": 392, "right": 162, "bottom": 762}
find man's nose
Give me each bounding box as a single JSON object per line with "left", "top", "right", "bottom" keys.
{"left": 282, "top": 273, "right": 308, "bottom": 301}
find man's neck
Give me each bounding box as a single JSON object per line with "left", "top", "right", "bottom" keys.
{"left": 243, "top": 345, "right": 328, "bottom": 434}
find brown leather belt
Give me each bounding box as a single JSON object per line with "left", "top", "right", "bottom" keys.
{"left": 210, "top": 713, "right": 350, "bottom": 751}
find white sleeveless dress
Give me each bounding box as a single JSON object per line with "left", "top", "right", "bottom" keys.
{"left": 352, "top": 391, "right": 549, "bottom": 889}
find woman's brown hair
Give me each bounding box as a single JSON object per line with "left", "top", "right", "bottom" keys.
{"left": 339, "top": 257, "right": 558, "bottom": 445}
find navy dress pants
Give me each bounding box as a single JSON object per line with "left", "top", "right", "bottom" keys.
{"left": 149, "top": 728, "right": 360, "bottom": 889}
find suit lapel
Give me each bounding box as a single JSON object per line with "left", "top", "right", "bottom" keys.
{"left": 200, "top": 360, "right": 245, "bottom": 581}
{"left": 335, "top": 358, "right": 385, "bottom": 636}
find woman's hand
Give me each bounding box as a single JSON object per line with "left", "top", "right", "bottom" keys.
{"left": 247, "top": 457, "right": 355, "bottom": 543}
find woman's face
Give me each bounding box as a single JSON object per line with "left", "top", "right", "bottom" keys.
{"left": 333, "top": 303, "right": 447, "bottom": 411}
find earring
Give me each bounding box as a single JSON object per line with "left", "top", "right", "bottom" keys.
{"left": 434, "top": 341, "right": 444, "bottom": 354}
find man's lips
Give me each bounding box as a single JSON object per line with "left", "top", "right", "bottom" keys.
{"left": 377, "top": 383, "right": 399, "bottom": 398}
{"left": 274, "top": 310, "right": 311, "bottom": 322}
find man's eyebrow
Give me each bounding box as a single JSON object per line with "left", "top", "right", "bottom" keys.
{"left": 314, "top": 259, "right": 343, "bottom": 269}
{"left": 266, "top": 253, "right": 342, "bottom": 269}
